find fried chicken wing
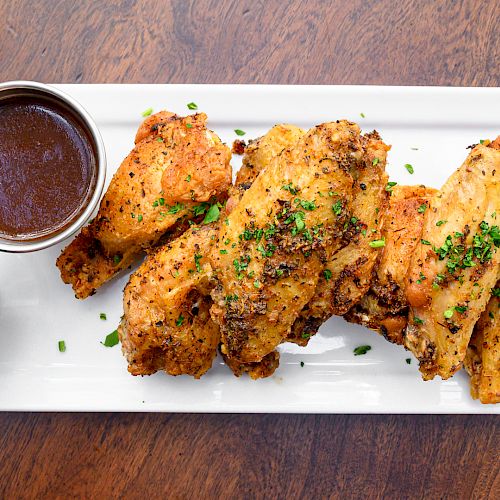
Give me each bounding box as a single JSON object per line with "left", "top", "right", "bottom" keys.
{"left": 210, "top": 121, "right": 369, "bottom": 364}
{"left": 288, "top": 131, "right": 390, "bottom": 345}
{"left": 118, "top": 225, "right": 219, "bottom": 378}
{"left": 464, "top": 281, "right": 500, "bottom": 404}
{"left": 119, "top": 124, "right": 306, "bottom": 380}
{"left": 405, "top": 141, "right": 500, "bottom": 380}
{"left": 57, "top": 112, "right": 231, "bottom": 299}
{"left": 222, "top": 124, "right": 306, "bottom": 376}
{"left": 344, "top": 185, "right": 437, "bottom": 344}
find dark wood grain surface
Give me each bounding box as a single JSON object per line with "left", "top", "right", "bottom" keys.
{"left": 1, "top": 1, "right": 499, "bottom": 498}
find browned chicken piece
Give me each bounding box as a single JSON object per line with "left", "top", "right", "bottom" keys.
{"left": 57, "top": 111, "right": 232, "bottom": 299}
{"left": 288, "top": 131, "right": 390, "bottom": 345}
{"left": 210, "top": 121, "right": 371, "bottom": 365}
{"left": 223, "top": 124, "right": 306, "bottom": 377}
{"left": 221, "top": 350, "right": 281, "bottom": 380}
{"left": 344, "top": 185, "right": 437, "bottom": 344}
{"left": 405, "top": 140, "right": 500, "bottom": 380}
{"left": 118, "top": 225, "right": 220, "bottom": 378}
{"left": 118, "top": 124, "right": 305, "bottom": 380}
{"left": 464, "top": 281, "right": 500, "bottom": 404}
{"left": 226, "top": 124, "right": 306, "bottom": 213}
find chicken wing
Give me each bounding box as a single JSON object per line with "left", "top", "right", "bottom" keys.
{"left": 288, "top": 131, "right": 390, "bottom": 345}
{"left": 404, "top": 141, "right": 500, "bottom": 380}
{"left": 118, "top": 124, "right": 305, "bottom": 380}
{"left": 57, "top": 112, "right": 231, "bottom": 299}
{"left": 210, "top": 121, "right": 370, "bottom": 365}
{"left": 344, "top": 185, "right": 437, "bottom": 344}
{"left": 118, "top": 224, "right": 219, "bottom": 378}
{"left": 464, "top": 281, "right": 500, "bottom": 404}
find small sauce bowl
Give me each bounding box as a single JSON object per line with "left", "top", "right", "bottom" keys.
{"left": 0, "top": 81, "right": 106, "bottom": 252}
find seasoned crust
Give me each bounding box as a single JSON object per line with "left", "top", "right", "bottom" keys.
{"left": 57, "top": 111, "right": 231, "bottom": 299}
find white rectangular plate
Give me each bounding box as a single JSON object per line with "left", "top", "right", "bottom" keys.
{"left": 1, "top": 84, "right": 499, "bottom": 413}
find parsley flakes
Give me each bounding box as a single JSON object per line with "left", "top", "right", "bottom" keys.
{"left": 101, "top": 330, "right": 119, "bottom": 347}
{"left": 354, "top": 345, "right": 371, "bottom": 356}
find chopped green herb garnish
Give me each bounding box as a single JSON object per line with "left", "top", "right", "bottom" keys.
{"left": 405, "top": 163, "right": 414, "bottom": 174}
{"left": 101, "top": 330, "right": 119, "bottom": 347}
{"left": 324, "top": 269, "right": 332, "bottom": 281}
{"left": 156, "top": 137, "right": 164, "bottom": 142}
{"left": 282, "top": 183, "right": 299, "bottom": 195}
{"left": 137, "top": 214, "right": 143, "bottom": 222}
{"left": 176, "top": 314, "right": 185, "bottom": 327}
{"left": 168, "top": 202, "right": 185, "bottom": 214}
{"left": 234, "top": 129, "right": 246, "bottom": 136}
{"left": 253, "top": 280, "right": 260, "bottom": 288}
{"left": 113, "top": 255, "right": 122, "bottom": 265}
{"left": 386, "top": 181, "right": 397, "bottom": 192}
{"left": 436, "top": 220, "right": 447, "bottom": 226}
{"left": 194, "top": 253, "right": 202, "bottom": 272}
{"left": 360, "top": 112, "right": 365, "bottom": 118}
{"left": 220, "top": 249, "right": 228, "bottom": 254}
{"left": 414, "top": 317, "right": 424, "bottom": 325}
{"left": 301, "top": 333, "right": 310, "bottom": 339}
{"left": 297, "top": 199, "right": 316, "bottom": 211}
{"left": 185, "top": 175, "right": 191, "bottom": 182}
{"left": 186, "top": 123, "right": 193, "bottom": 129}
{"left": 332, "top": 200, "right": 342, "bottom": 216}
{"left": 100, "top": 313, "right": 107, "bottom": 321}
{"left": 203, "top": 204, "right": 220, "bottom": 224}
{"left": 492, "top": 288, "right": 500, "bottom": 297}
{"left": 187, "top": 102, "right": 198, "bottom": 110}
{"left": 421, "top": 239, "right": 431, "bottom": 245}
{"left": 142, "top": 107, "right": 153, "bottom": 117}
{"left": 58, "top": 340, "right": 66, "bottom": 352}
{"left": 354, "top": 345, "right": 371, "bottom": 356}
{"left": 417, "top": 204, "right": 427, "bottom": 213}
{"left": 369, "top": 238, "right": 385, "bottom": 248}
{"left": 372, "top": 158, "right": 380, "bottom": 166}
{"left": 444, "top": 309, "right": 454, "bottom": 319}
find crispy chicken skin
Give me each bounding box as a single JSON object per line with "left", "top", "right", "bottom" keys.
{"left": 404, "top": 141, "right": 500, "bottom": 380}
{"left": 57, "top": 112, "right": 231, "bottom": 299}
{"left": 288, "top": 131, "right": 390, "bottom": 345}
{"left": 119, "top": 124, "right": 305, "bottom": 380}
{"left": 226, "top": 124, "right": 306, "bottom": 214}
{"left": 210, "top": 121, "right": 368, "bottom": 364}
{"left": 464, "top": 280, "right": 500, "bottom": 404}
{"left": 222, "top": 124, "right": 306, "bottom": 376}
{"left": 344, "top": 185, "right": 437, "bottom": 344}
{"left": 118, "top": 225, "right": 219, "bottom": 378}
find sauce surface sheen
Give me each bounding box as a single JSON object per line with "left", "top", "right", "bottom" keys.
{"left": 0, "top": 96, "right": 95, "bottom": 239}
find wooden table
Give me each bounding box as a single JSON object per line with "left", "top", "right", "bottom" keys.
{"left": 1, "top": 1, "right": 499, "bottom": 498}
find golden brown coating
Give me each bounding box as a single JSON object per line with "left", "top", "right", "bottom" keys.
{"left": 118, "top": 225, "right": 219, "bottom": 378}
{"left": 404, "top": 141, "right": 500, "bottom": 380}
{"left": 288, "top": 131, "right": 390, "bottom": 345}
{"left": 57, "top": 112, "right": 231, "bottom": 299}
{"left": 344, "top": 185, "right": 437, "bottom": 344}
{"left": 225, "top": 124, "right": 306, "bottom": 214}
{"left": 223, "top": 124, "right": 306, "bottom": 377}
{"left": 464, "top": 281, "right": 500, "bottom": 404}
{"left": 210, "top": 121, "right": 367, "bottom": 364}
{"left": 221, "top": 350, "right": 281, "bottom": 380}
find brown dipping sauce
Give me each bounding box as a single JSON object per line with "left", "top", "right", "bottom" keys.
{"left": 0, "top": 95, "right": 96, "bottom": 240}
